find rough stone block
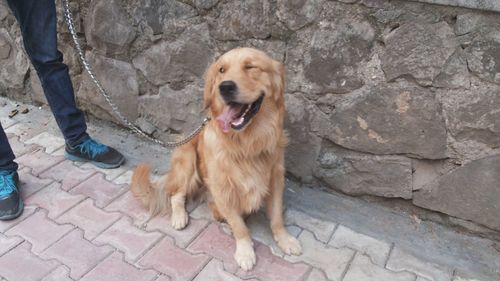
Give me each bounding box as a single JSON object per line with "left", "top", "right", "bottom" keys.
{"left": 315, "top": 141, "right": 413, "bottom": 198}
{"left": 315, "top": 82, "right": 447, "bottom": 159}
{"left": 77, "top": 52, "right": 138, "bottom": 123}
{"left": 0, "top": 28, "right": 29, "bottom": 90}
{"left": 209, "top": 0, "right": 273, "bottom": 41}
{"left": 132, "top": 23, "right": 215, "bottom": 86}
{"left": 439, "top": 89, "right": 500, "bottom": 152}
{"left": 85, "top": 0, "right": 136, "bottom": 57}
{"left": 276, "top": 0, "right": 325, "bottom": 30}
{"left": 381, "top": 22, "right": 458, "bottom": 86}
{"left": 138, "top": 83, "right": 204, "bottom": 134}
{"left": 413, "top": 155, "right": 500, "bottom": 231}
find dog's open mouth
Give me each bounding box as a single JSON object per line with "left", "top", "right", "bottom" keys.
{"left": 216, "top": 94, "right": 264, "bottom": 133}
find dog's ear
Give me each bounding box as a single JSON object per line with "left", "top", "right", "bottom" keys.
{"left": 270, "top": 60, "right": 285, "bottom": 104}
{"left": 203, "top": 61, "right": 218, "bottom": 111}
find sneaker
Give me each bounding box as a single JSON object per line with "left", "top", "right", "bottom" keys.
{"left": 65, "top": 138, "right": 125, "bottom": 169}
{"left": 0, "top": 170, "right": 23, "bottom": 221}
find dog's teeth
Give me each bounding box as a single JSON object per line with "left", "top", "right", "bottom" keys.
{"left": 242, "top": 106, "right": 251, "bottom": 117}
{"left": 232, "top": 117, "right": 245, "bottom": 126}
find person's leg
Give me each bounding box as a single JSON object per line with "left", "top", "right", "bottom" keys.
{"left": 0, "top": 122, "right": 22, "bottom": 220}
{"left": 6, "top": 0, "right": 125, "bottom": 168}
{"left": 6, "top": 0, "right": 88, "bottom": 145}
{"left": 0, "top": 123, "right": 18, "bottom": 173}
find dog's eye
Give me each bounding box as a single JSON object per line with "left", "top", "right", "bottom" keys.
{"left": 219, "top": 67, "right": 225, "bottom": 73}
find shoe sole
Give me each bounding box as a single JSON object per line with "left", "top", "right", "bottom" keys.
{"left": 64, "top": 152, "right": 125, "bottom": 169}
{"left": 0, "top": 199, "right": 24, "bottom": 221}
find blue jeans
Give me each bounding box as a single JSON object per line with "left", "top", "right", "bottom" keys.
{"left": 0, "top": 0, "right": 89, "bottom": 172}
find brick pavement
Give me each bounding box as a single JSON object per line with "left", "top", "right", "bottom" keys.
{"left": 0, "top": 103, "right": 492, "bottom": 281}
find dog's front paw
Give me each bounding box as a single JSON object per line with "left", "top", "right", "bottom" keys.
{"left": 234, "top": 239, "right": 256, "bottom": 271}
{"left": 276, "top": 233, "right": 302, "bottom": 256}
{"left": 171, "top": 209, "right": 189, "bottom": 230}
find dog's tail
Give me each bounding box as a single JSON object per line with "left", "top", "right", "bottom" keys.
{"left": 131, "top": 163, "right": 170, "bottom": 216}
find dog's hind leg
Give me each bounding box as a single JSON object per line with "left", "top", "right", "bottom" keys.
{"left": 167, "top": 140, "right": 201, "bottom": 230}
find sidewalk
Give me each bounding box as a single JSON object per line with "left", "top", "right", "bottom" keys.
{"left": 0, "top": 98, "right": 498, "bottom": 281}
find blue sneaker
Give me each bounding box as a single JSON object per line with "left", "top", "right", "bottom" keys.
{"left": 0, "top": 170, "right": 23, "bottom": 221}
{"left": 65, "top": 138, "right": 125, "bottom": 169}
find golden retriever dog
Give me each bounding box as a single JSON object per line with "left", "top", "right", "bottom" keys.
{"left": 131, "top": 47, "right": 302, "bottom": 270}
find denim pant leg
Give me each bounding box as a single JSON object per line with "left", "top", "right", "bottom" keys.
{"left": 6, "top": 0, "right": 88, "bottom": 146}
{"left": 0, "top": 122, "right": 17, "bottom": 172}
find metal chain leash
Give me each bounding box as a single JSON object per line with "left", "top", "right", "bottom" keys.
{"left": 61, "top": 0, "right": 210, "bottom": 148}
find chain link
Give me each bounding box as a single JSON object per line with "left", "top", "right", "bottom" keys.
{"left": 61, "top": 0, "right": 209, "bottom": 148}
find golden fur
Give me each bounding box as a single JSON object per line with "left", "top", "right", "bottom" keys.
{"left": 131, "top": 47, "right": 302, "bottom": 270}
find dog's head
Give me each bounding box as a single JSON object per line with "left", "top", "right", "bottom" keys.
{"left": 203, "top": 48, "right": 285, "bottom": 134}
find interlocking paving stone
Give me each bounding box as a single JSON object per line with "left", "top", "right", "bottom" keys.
{"left": 0, "top": 233, "right": 23, "bottom": 256}
{"left": 0, "top": 242, "right": 59, "bottom": 281}
{"left": 40, "top": 161, "right": 96, "bottom": 191}
{"left": 6, "top": 133, "right": 38, "bottom": 157}
{"left": 18, "top": 167, "right": 53, "bottom": 198}
{"left": 190, "top": 202, "right": 213, "bottom": 221}
{"left": 105, "top": 191, "right": 152, "bottom": 226}
{"left": 343, "top": 253, "right": 416, "bottom": 281}
{"left": 1, "top": 111, "right": 19, "bottom": 129}
{"left": 41, "top": 229, "right": 114, "bottom": 280}
{"left": 305, "top": 268, "right": 330, "bottom": 281}
{"left": 50, "top": 147, "right": 66, "bottom": 157}
{"left": 235, "top": 243, "right": 311, "bottom": 281}
{"left": 285, "top": 230, "right": 355, "bottom": 281}
{"left": 6, "top": 209, "right": 73, "bottom": 254}
{"left": 329, "top": 225, "right": 391, "bottom": 266}
{"left": 386, "top": 247, "right": 453, "bottom": 281}
{"left": 187, "top": 223, "right": 241, "bottom": 273}
{"left": 16, "top": 149, "right": 65, "bottom": 176}
{"left": 94, "top": 216, "right": 163, "bottom": 262}
{"left": 79, "top": 163, "right": 128, "bottom": 181}
{"left": 70, "top": 174, "right": 126, "bottom": 208}
{"left": 40, "top": 266, "right": 73, "bottom": 281}
{"left": 25, "top": 182, "right": 85, "bottom": 219}
{"left": 80, "top": 252, "right": 158, "bottom": 281}
{"left": 5, "top": 122, "right": 46, "bottom": 142}
{"left": 0, "top": 205, "right": 38, "bottom": 233}
{"left": 451, "top": 273, "right": 484, "bottom": 281}
{"left": 138, "top": 236, "right": 210, "bottom": 281}
{"left": 153, "top": 275, "right": 171, "bottom": 281}
{"left": 25, "top": 132, "right": 65, "bottom": 154}
{"left": 56, "top": 198, "right": 122, "bottom": 240}
{"left": 247, "top": 211, "right": 302, "bottom": 257}
{"left": 146, "top": 214, "right": 209, "bottom": 248}
{"left": 285, "top": 208, "right": 337, "bottom": 243}
{"left": 193, "top": 259, "right": 253, "bottom": 281}
{"left": 113, "top": 170, "right": 133, "bottom": 185}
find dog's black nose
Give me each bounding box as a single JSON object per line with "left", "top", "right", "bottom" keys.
{"left": 219, "top": 81, "right": 237, "bottom": 101}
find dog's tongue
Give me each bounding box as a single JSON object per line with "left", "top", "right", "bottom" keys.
{"left": 216, "top": 104, "right": 244, "bottom": 133}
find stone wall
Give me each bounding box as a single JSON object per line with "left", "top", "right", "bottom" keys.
{"left": 1, "top": 0, "right": 499, "bottom": 232}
